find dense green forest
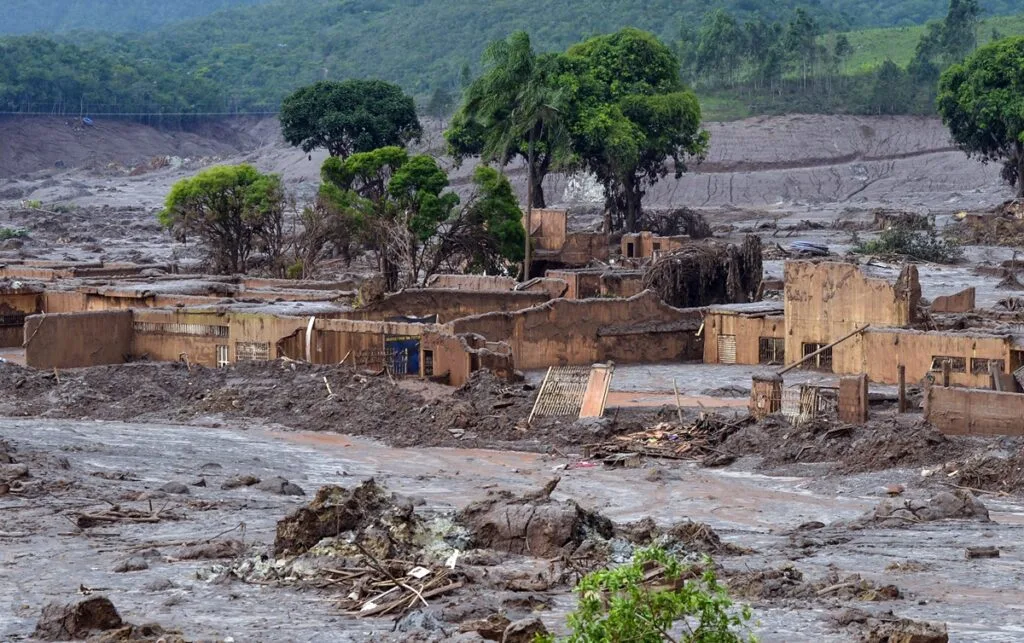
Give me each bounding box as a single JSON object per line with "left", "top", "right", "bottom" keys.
{"left": 1, "top": 0, "right": 1022, "bottom": 119}
{"left": 1, "top": 0, "right": 271, "bottom": 34}
{"left": 5, "top": 0, "right": 1024, "bottom": 35}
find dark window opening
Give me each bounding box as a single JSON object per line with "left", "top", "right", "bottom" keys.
{"left": 759, "top": 337, "right": 785, "bottom": 365}
{"left": 0, "top": 313, "right": 26, "bottom": 327}
{"left": 423, "top": 350, "right": 434, "bottom": 377}
{"left": 930, "top": 356, "right": 966, "bottom": 373}
{"left": 970, "top": 358, "right": 1005, "bottom": 375}
{"left": 652, "top": 242, "right": 661, "bottom": 251}
{"left": 626, "top": 242, "right": 635, "bottom": 258}
{"left": 801, "top": 343, "right": 833, "bottom": 370}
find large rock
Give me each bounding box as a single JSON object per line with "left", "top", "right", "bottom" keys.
{"left": 502, "top": 617, "right": 548, "bottom": 643}
{"left": 274, "top": 479, "right": 395, "bottom": 556}
{"left": 459, "top": 614, "right": 512, "bottom": 641}
{"left": 33, "top": 596, "right": 123, "bottom": 641}
{"left": 457, "top": 478, "right": 612, "bottom": 558}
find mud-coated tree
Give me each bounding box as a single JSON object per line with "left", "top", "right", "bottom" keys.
{"left": 160, "top": 164, "right": 284, "bottom": 274}
{"left": 938, "top": 36, "right": 1024, "bottom": 197}
{"left": 560, "top": 28, "right": 708, "bottom": 233}
{"left": 279, "top": 80, "right": 422, "bottom": 158}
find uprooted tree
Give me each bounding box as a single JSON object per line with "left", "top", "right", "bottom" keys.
{"left": 314, "top": 147, "right": 525, "bottom": 290}
{"left": 938, "top": 36, "right": 1024, "bottom": 198}
{"left": 279, "top": 79, "right": 422, "bottom": 158}
{"left": 643, "top": 236, "right": 763, "bottom": 308}
{"left": 160, "top": 164, "right": 285, "bottom": 275}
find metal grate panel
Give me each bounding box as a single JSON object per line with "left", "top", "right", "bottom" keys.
{"left": 236, "top": 342, "right": 271, "bottom": 361}
{"left": 134, "top": 321, "right": 228, "bottom": 338}
{"left": 529, "top": 366, "right": 593, "bottom": 421}
{"left": 718, "top": 334, "right": 737, "bottom": 364}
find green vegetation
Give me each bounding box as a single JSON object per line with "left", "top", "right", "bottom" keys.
{"left": 1, "top": 0, "right": 271, "bottom": 34}
{"left": 280, "top": 80, "right": 421, "bottom": 158}
{"left": 2, "top": 0, "right": 1024, "bottom": 119}
{"left": 160, "top": 164, "right": 286, "bottom": 274}
{"left": 537, "top": 546, "right": 754, "bottom": 642}
{"left": 938, "top": 36, "right": 1024, "bottom": 196}
{"left": 0, "top": 228, "right": 28, "bottom": 241}
{"left": 853, "top": 226, "right": 964, "bottom": 263}
{"left": 316, "top": 147, "right": 525, "bottom": 288}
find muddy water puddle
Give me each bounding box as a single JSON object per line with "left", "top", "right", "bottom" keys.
{"left": 1, "top": 418, "right": 1023, "bottom": 641}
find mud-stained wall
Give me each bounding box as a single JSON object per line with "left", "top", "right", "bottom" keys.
{"left": 348, "top": 289, "right": 550, "bottom": 324}
{"left": 451, "top": 291, "right": 702, "bottom": 369}
{"left": 518, "top": 277, "right": 569, "bottom": 299}
{"left": 544, "top": 270, "right": 641, "bottom": 299}
{"left": 784, "top": 261, "right": 920, "bottom": 370}
{"left": 931, "top": 287, "right": 975, "bottom": 314}
{"left": 132, "top": 309, "right": 309, "bottom": 367}
{"left": 621, "top": 232, "right": 688, "bottom": 259}
{"left": 526, "top": 209, "right": 567, "bottom": 251}
{"left": 425, "top": 274, "right": 517, "bottom": 291}
{"left": 557, "top": 233, "right": 610, "bottom": 265}
{"left": 845, "top": 328, "right": 1010, "bottom": 387}
{"left": 703, "top": 313, "right": 785, "bottom": 365}
{"left": 25, "top": 310, "right": 132, "bottom": 368}
{"left": 925, "top": 386, "right": 1024, "bottom": 436}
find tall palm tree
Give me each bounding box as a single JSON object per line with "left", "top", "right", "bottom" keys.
{"left": 463, "top": 32, "right": 565, "bottom": 280}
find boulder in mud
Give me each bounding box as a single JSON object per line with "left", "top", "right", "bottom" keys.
{"left": 221, "top": 474, "right": 260, "bottom": 489}
{"left": 459, "top": 614, "right": 511, "bottom": 641}
{"left": 502, "top": 617, "right": 548, "bottom": 643}
{"left": 258, "top": 476, "right": 305, "bottom": 496}
{"left": 860, "top": 489, "right": 988, "bottom": 528}
{"left": 860, "top": 612, "right": 948, "bottom": 643}
{"left": 274, "top": 479, "right": 399, "bottom": 556}
{"left": 33, "top": 596, "right": 123, "bottom": 641}
{"left": 457, "top": 478, "right": 612, "bottom": 558}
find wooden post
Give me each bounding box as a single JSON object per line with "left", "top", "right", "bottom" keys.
{"left": 897, "top": 365, "right": 907, "bottom": 413}
{"left": 672, "top": 377, "right": 684, "bottom": 425}
{"left": 941, "top": 360, "right": 951, "bottom": 387}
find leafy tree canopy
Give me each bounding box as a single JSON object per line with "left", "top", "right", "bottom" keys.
{"left": 560, "top": 28, "right": 708, "bottom": 231}
{"left": 938, "top": 35, "right": 1024, "bottom": 196}
{"left": 280, "top": 80, "right": 422, "bottom": 158}
{"left": 160, "top": 164, "right": 285, "bottom": 274}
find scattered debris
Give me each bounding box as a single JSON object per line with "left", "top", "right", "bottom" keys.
{"left": 965, "top": 546, "right": 999, "bottom": 559}
{"left": 583, "top": 416, "right": 751, "bottom": 465}
{"left": 76, "top": 505, "right": 180, "bottom": 529}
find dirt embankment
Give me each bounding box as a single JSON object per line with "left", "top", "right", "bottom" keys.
{"left": 0, "top": 116, "right": 276, "bottom": 178}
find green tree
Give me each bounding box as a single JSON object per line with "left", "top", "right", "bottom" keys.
{"left": 539, "top": 546, "right": 754, "bottom": 643}
{"left": 938, "top": 36, "right": 1024, "bottom": 197}
{"left": 426, "top": 84, "right": 455, "bottom": 120}
{"left": 833, "top": 34, "right": 853, "bottom": 72}
{"left": 160, "top": 164, "right": 285, "bottom": 274}
{"left": 427, "top": 166, "right": 526, "bottom": 276}
{"left": 870, "top": 59, "right": 910, "bottom": 113}
{"left": 447, "top": 31, "right": 567, "bottom": 278}
{"left": 561, "top": 28, "right": 708, "bottom": 232}
{"left": 279, "top": 79, "right": 422, "bottom": 158}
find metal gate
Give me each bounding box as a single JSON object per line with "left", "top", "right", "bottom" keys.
{"left": 718, "top": 335, "right": 737, "bottom": 364}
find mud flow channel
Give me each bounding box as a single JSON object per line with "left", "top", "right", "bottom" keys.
{"left": 1, "top": 418, "right": 1023, "bottom": 641}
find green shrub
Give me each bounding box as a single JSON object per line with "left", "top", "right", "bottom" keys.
{"left": 853, "top": 226, "right": 963, "bottom": 263}
{"left": 0, "top": 227, "right": 27, "bottom": 240}
{"left": 539, "top": 546, "right": 755, "bottom": 642}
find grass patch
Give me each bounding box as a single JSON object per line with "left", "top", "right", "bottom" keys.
{"left": 0, "top": 227, "right": 28, "bottom": 241}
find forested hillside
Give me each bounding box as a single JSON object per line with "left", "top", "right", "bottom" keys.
{"left": 1, "top": 0, "right": 1022, "bottom": 120}
{"left": 0, "top": 0, "right": 272, "bottom": 34}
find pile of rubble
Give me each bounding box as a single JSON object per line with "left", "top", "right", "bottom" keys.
{"left": 582, "top": 415, "right": 751, "bottom": 467}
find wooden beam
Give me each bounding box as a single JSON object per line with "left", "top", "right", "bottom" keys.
{"left": 778, "top": 324, "right": 870, "bottom": 376}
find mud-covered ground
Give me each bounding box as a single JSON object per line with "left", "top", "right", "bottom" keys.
{"left": 2, "top": 408, "right": 1023, "bottom": 642}
{"left": 1, "top": 360, "right": 1023, "bottom": 640}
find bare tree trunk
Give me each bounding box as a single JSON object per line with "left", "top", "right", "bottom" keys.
{"left": 1017, "top": 143, "right": 1024, "bottom": 199}
{"left": 524, "top": 131, "right": 535, "bottom": 281}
